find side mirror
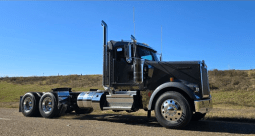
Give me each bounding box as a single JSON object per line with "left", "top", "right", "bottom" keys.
{"left": 125, "top": 43, "right": 132, "bottom": 63}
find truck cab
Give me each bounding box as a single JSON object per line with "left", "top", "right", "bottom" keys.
{"left": 101, "top": 20, "right": 212, "bottom": 128}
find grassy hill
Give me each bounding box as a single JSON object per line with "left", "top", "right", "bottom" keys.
{"left": 0, "top": 70, "right": 255, "bottom": 108}
{"left": 0, "top": 75, "right": 104, "bottom": 107}
{"left": 208, "top": 69, "right": 255, "bottom": 108}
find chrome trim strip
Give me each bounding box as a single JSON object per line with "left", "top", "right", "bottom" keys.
{"left": 126, "top": 42, "right": 132, "bottom": 63}
{"left": 103, "top": 107, "right": 132, "bottom": 110}
{"left": 133, "top": 58, "right": 144, "bottom": 84}
{"left": 106, "top": 94, "right": 132, "bottom": 98}
{"left": 204, "top": 67, "right": 210, "bottom": 98}
{"left": 200, "top": 63, "right": 204, "bottom": 98}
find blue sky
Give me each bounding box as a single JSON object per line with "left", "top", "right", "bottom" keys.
{"left": 0, "top": 1, "right": 254, "bottom": 77}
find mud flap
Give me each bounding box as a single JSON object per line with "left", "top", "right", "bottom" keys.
{"left": 19, "top": 96, "right": 23, "bottom": 112}
{"left": 58, "top": 104, "right": 68, "bottom": 116}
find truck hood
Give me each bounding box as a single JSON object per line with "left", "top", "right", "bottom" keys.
{"left": 144, "top": 60, "right": 202, "bottom": 90}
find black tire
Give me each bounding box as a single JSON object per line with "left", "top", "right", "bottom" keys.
{"left": 21, "top": 92, "right": 40, "bottom": 117}
{"left": 155, "top": 91, "right": 192, "bottom": 129}
{"left": 86, "top": 108, "right": 94, "bottom": 113}
{"left": 191, "top": 113, "right": 206, "bottom": 121}
{"left": 39, "top": 93, "right": 58, "bottom": 118}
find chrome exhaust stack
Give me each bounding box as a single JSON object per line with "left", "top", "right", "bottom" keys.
{"left": 101, "top": 20, "right": 111, "bottom": 92}
{"left": 101, "top": 20, "right": 108, "bottom": 90}
{"left": 101, "top": 20, "right": 108, "bottom": 47}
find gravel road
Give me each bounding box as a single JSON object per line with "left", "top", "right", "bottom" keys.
{"left": 0, "top": 108, "right": 254, "bottom": 136}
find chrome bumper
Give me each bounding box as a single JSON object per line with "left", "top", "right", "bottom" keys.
{"left": 194, "top": 99, "right": 212, "bottom": 113}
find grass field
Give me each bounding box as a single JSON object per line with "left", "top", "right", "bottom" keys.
{"left": 1, "top": 70, "right": 255, "bottom": 121}
{"left": 0, "top": 75, "right": 104, "bottom": 107}
{"left": 208, "top": 69, "right": 255, "bottom": 108}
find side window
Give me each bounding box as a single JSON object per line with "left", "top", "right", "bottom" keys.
{"left": 116, "top": 47, "right": 124, "bottom": 61}
{"left": 138, "top": 47, "right": 154, "bottom": 61}
{"left": 141, "top": 55, "right": 152, "bottom": 60}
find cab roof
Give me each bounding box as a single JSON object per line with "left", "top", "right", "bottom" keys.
{"left": 108, "top": 40, "right": 157, "bottom": 53}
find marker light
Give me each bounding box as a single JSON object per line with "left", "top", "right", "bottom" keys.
{"left": 170, "top": 77, "right": 174, "bottom": 82}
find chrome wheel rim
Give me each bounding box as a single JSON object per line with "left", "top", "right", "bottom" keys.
{"left": 161, "top": 99, "right": 182, "bottom": 121}
{"left": 42, "top": 97, "right": 53, "bottom": 114}
{"left": 23, "top": 97, "right": 33, "bottom": 113}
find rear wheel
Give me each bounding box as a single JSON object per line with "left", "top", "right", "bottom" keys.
{"left": 155, "top": 91, "right": 192, "bottom": 129}
{"left": 21, "top": 92, "right": 40, "bottom": 117}
{"left": 39, "top": 93, "right": 58, "bottom": 118}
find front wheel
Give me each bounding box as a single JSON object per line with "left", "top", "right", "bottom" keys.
{"left": 155, "top": 91, "right": 192, "bottom": 129}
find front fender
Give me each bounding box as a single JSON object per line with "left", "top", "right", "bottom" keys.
{"left": 148, "top": 82, "right": 195, "bottom": 110}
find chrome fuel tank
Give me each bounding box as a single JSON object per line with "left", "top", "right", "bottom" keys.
{"left": 77, "top": 91, "right": 106, "bottom": 111}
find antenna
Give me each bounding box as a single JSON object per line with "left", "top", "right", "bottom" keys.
{"left": 133, "top": 7, "right": 135, "bottom": 37}
{"left": 161, "top": 26, "right": 162, "bottom": 55}
{"left": 160, "top": 26, "right": 163, "bottom": 61}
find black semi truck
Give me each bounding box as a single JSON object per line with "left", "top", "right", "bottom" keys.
{"left": 19, "top": 20, "right": 212, "bottom": 129}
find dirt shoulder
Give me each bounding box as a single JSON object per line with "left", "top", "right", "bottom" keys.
{"left": 2, "top": 102, "right": 255, "bottom": 123}
{"left": 0, "top": 108, "right": 255, "bottom": 136}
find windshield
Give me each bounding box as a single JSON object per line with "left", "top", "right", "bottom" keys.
{"left": 136, "top": 46, "right": 159, "bottom": 61}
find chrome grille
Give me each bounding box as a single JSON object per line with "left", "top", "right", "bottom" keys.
{"left": 201, "top": 66, "right": 210, "bottom": 98}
